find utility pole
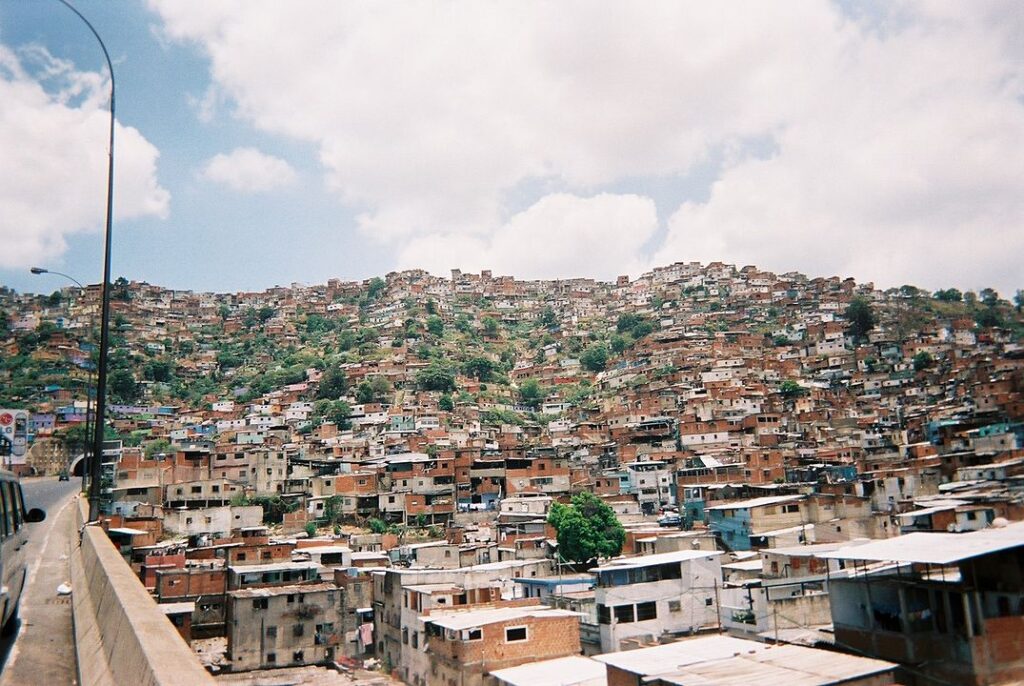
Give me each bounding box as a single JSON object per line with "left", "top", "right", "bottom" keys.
{"left": 55, "top": 0, "right": 116, "bottom": 522}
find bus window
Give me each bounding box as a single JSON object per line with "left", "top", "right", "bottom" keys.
{"left": 15, "top": 484, "right": 25, "bottom": 525}
{"left": 9, "top": 483, "right": 23, "bottom": 529}
{"left": 0, "top": 483, "right": 11, "bottom": 538}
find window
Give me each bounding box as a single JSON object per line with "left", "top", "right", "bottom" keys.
{"left": 287, "top": 594, "right": 295, "bottom": 604}
{"left": 266, "top": 653, "right": 276, "bottom": 664}
{"left": 465, "top": 628, "right": 482, "bottom": 641}
{"left": 705, "top": 598, "right": 714, "bottom": 606}
{"left": 505, "top": 626, "right": 527, "bottom": 642}
{"left": 636, "top": 602, "right": 657, "bottom": 621}
{"left": 266, "top": 626, "right": 277, "bottom": 638}
{"left": 614, "top": 605, "right": 635, "bottom": 624}
{"left": 784, "top": 504, "right": 800, "bottom": 513}
{"left": 0, "top": 483, "right": 11, "bottom": 538}
{"left": 668, "top": 600, "right": 681, "bottom": 613}
{"left": 253, "top": 598, "right": 268, "bottom": 610}
{"left": 293, "top": 651, "right": 304, "bottom": 662}
{"left": 293, "top": 624, "right": 305, "bottom": 637}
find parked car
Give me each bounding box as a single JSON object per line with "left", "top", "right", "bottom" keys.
{"left": 0, "top": 470, "right": 46, "bottom": 636}
{"left": 658, "top": 513, "right": 682, "bottom": 528}
{"left": 58, "top": 470, "right": 70, "bottom": 482}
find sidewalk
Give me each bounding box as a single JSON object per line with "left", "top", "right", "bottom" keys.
{"left": 1, "top": 491, "right": 79, "bottom": 685}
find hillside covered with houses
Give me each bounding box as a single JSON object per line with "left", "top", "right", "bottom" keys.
{"left": 3, "top": 260, "right": 1024, "bottom": 684}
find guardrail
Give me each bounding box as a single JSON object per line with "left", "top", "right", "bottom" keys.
{"left": 71, "top": 499, "right": 215, "bottom": 686}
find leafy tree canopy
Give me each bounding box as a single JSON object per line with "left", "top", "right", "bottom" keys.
{"left": 464, "top": 356, "right": 495, "bottom": 382}
{"left": 844, "top": 297, "right": 876, "bottom": 341}
{"left": 547, "top": 492, "right": 625, "bottom": 565}
{"left": 580, "top": 343, "right": 609, "bottom": 372}
{"left": 518, "top": 378, "right": 543, "bottom": 408}
{"left": 417, "top": 361, "right": 457, "bottom": 393}
{"left": 912, "top": 351, "right": 934, "bottom": 372}
{"left": 317, "top": 364, "right": 349, "bottom": 400}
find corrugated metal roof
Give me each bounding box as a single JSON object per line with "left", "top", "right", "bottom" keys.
{"left": 490, "top": 655, "right": 607, "bottom": 686}
{"left": 656, "top": 644, "right": 895, "bottom": 685}
{"left": 818, "top": 521, "right": 1024, "bottom": 565}
{"left": 597, "top": 550, "right": 722, "bottom": 571}
{"left": 423, "top": 605, "right": 578, "bottom": 631}
{"left": 595, "top": 637, "right": 895, "bottom": 685}
{"left": 706, "top": 495, "right": 804, "bottom": 511}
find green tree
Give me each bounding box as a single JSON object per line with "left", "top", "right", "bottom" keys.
{"left": 143, "top": 359, "right": 173, "bottom": 383}
{"left": 580, "top": 343, "right": 609, "bottom": 372}
{"left": 257, "top": 306, "right": 276, "bottom": 323}
{"left": 482, "top": 317, "right": 499, "bottom": 337}
{"left": 326, "top": 401, "right": 352, "bottom": 429}
{"left": 144, "top": 438, "right": 172, "bottom": 458}
{"left": 306, "top": 314, "right": 335, "bottom": 334}
{"left": 779, "top": 379, "right": 803, "bottom": 398}
{"left": 356, "top": 376, "right": 392, "bottom": 403}
{"left": 438, "top": 394, "right": 454, "bottom": 412}
{"left": 250, "top": 496, "right": 299, "bottom": 525}
{"left": 547, "top": 492, "right": 625, "bottom": 566}
{"left": 1015, "top": 290, "right": 1024, "bottom": 313}
{"left": 109, "top": 368, "right": 140, "bottom": 403}
{"left": 318, "top": 365, "right": 349, "bottom": 400}
{"left": 976, "top": 307, "right": 1003, "bottom": 328}
{"left": 60, "top": 423, "right": 92, "bottom": 455}
{"left": 243, "top": 307, "right": 259, "bottom": 330}
{"left": 912, "top": 351, "right": 934, "bottom": 372}
{"left": 417, "top": 362, "right": 456, "bottom": 393}
{"left": 218, "top": 304, "right": 231, "bottom": 321}
{"left": 539, "top": 306, "right": 557, "bottom": 328}
{"left": 934, "top": 288, "right": 962, "bottom": 302}
{"left": 366, "top": 277, "right": 386, "bottom": 300}
{"left": 304, "top": 522, "right": 318, "bottom": 537}
{"left": 518, "top": 378, "right": 543, "bottom": 408}
{"left": 322, "top": 495, "right": 344, "bottom": 524}
{"left": 426, "top": 315, "right": 444, "bottom": 337}
{"left": 979, "top": 288, "right": 1000, "bottom": 307}
{"left": 464, "top": 356, "right": 495, "bottom": 382}
{"left": 367, "top": 517, "right": 388, "bottom": 534}
{"left": 844, "top": 297, "right": 876, "bottom": 341}
{"left": 113, "top": 276, "right": 131, "bottom": 301}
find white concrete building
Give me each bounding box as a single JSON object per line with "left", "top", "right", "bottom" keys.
{"left": 594, "top": 550, "right": 722, "bottom": 652}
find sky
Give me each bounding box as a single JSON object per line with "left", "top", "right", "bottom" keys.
{"left": 1, "top": 1, "right": 1021, "bottom": 296}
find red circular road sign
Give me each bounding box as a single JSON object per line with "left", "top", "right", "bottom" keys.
{"left": 0, "top": 413, "right": 12, "bottom": 426}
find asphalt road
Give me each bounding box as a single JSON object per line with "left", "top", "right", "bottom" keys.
{"left": 0, "top": 476, "right": 81, "bottom": 676}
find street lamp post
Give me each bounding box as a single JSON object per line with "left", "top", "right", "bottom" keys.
{"left": 30, "top": 267, "right": 94, "bottom": 487}
{"left": 55, "top": 0, "right": 115, "bottom": 521}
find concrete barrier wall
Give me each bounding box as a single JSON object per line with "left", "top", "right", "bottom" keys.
{"left": 71, "top": 499, "right": 215, "bottom": 686}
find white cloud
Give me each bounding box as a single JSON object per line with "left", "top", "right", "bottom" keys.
{"left": 654, "top": 2, "right": 1024, "bottom": 293}
{"left": 397, "top": 193, "right": 657, "bottom": 280}
{"left": 200, "top": 147, "right": 296, "bottom": 193}
{"left": 150, "top": 1, "right": 1024, "bottom": 292}
{"left": 0, "top": 45, "right": 169, "bottom": 269}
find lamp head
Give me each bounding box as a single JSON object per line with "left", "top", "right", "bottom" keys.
{"left": 30, "top": 267, "right": 48, "bottom": 275}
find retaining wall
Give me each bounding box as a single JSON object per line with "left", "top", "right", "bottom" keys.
{"left": 71, "top": 499, "right": 215, "bottom": 686}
